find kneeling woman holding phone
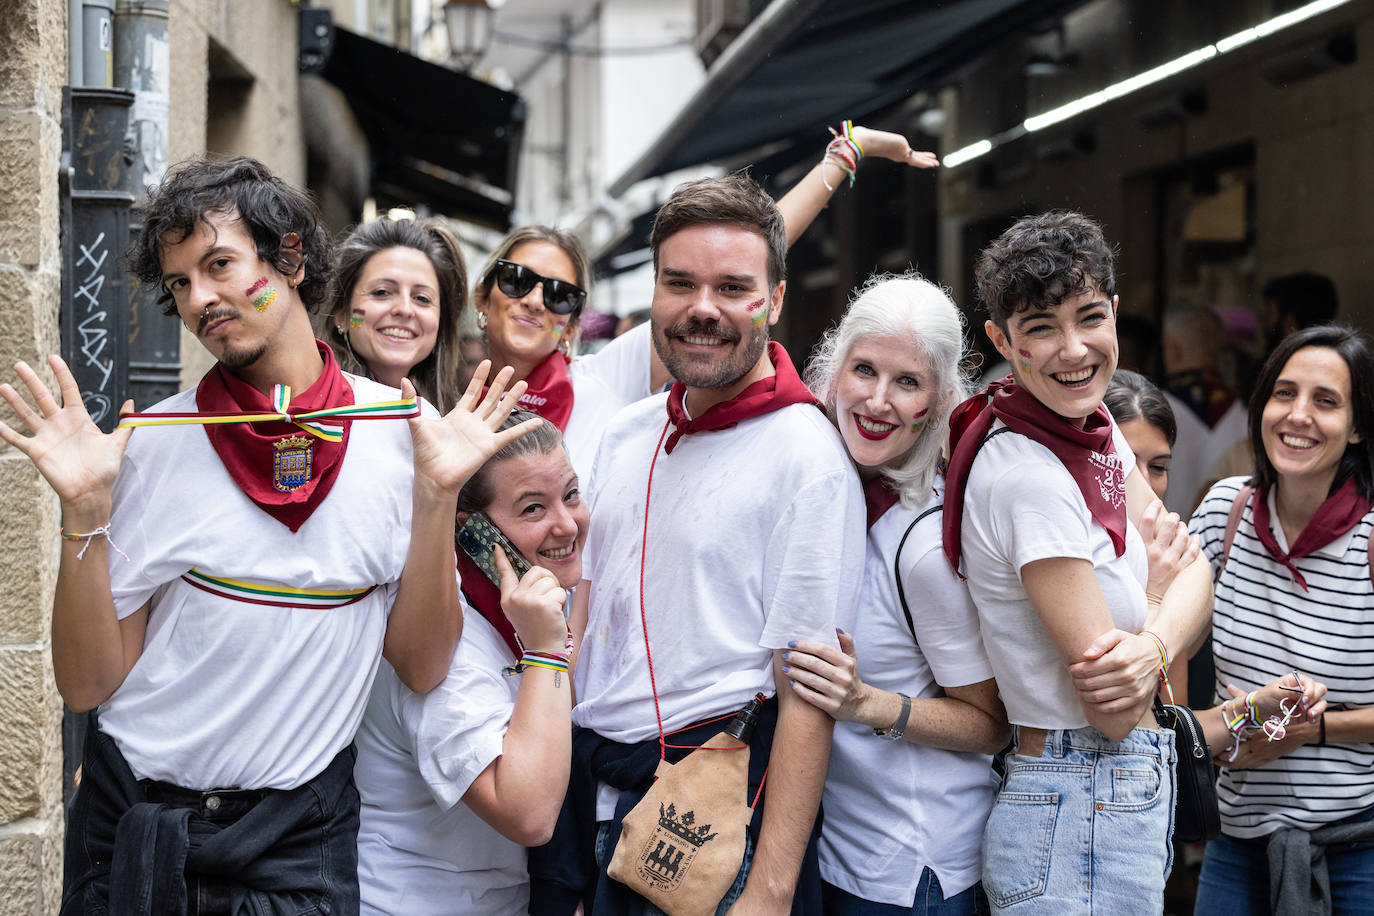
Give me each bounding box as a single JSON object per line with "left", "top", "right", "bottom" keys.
{"left": 353, "top": 409, "right": 585, "bottom": 915}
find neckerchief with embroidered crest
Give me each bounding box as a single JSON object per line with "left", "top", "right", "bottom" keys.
{"left": 194, "top": 342, "right": 352, "bottom": 531}
{"left": 942, "top": 375, "right": 1127, "bottom": 575}
{"left": 663, "top": 341, "right": 822, "bottom": 454}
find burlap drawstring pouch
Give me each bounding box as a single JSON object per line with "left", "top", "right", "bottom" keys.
{"left": 607, "top": 701, "right": 761, "bottom": 916}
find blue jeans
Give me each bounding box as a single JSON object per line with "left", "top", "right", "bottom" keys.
{"left": 594, "top": 820, "right": 754, "bottom": 915}
{"left": 823, "top": 870, "right": 988, "bottom": 915}
{"left": 981, "top": 724, "right": 1176, "bottom": 914}
{"left": 1193, "top": 805, "right": 1374, "bottom": 915}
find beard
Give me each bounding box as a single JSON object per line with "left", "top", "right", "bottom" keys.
{"left": 218, "top": 340, "right": 268, "bottom": 370}
{"left": 653, "top": 316, "right": 768, "bottom": 391}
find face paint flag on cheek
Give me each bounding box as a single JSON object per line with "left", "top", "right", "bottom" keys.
{"left": 247, "top": 277, "right": 278, "bottom": 312}
{"left": 551, "top": 320, "right": 568, "bottom": 339}
{"left": 1017, "top": 348, "right": 1033, "bottom": 371}
{"left": 910, "top": 407, "right": 929, "bottom": 434}
{"left": 349, "top": 309, "right": 364, "bottom": 329}
{"left": 746, "top": 298, "right": 768, "bottom": 327}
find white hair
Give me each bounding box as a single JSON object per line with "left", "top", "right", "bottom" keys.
{"left": 805, "top": 272, "right": 971, "bottom": 503}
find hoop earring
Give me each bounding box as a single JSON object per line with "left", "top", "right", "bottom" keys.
{"left": 557, "top": 336, "right": 572, "bottom": 358}
{"left": 477, "top": 311, "right": 488, "bottom": 330}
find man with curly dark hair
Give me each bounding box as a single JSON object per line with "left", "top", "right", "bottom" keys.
{"left": 0, "top": 156, "right": 537, "bottom": 914}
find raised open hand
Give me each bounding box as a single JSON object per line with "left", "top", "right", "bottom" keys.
{"left": 851, "top": 125, "right": 940, "bottom": 168}
{"left": 407, "top": 360, "right": 543, "bottom": 494}
{"left": 0, "top": 356, "right": 132, "bottom": 517}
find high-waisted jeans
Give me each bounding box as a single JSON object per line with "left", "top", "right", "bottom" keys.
{"left": 981, "top": 724, "right": 1176, "bottom": 914}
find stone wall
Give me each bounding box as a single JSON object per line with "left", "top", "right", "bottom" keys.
{"left": 0, "top": 0, "right": 71, "bottom": 911}
{"left": 0, "top": 1, "right": 307, "bottom": 910}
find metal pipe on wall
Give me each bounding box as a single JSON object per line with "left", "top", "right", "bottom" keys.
{"left": 114, "top": 0, "right": 179, "bottom": 409}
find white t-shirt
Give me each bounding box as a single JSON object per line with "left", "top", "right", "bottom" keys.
{"left": 573, "top": 392, "right": 866, "bottom": 743}
{"left": 565, "top": 365, "right": 633, "bottom": 486}
{"left": 97, "top": 376, "right": 416, "bottom": 790}
{"left": 1191, "top": 477, "right": 1374, "bottom": 838}
{"left": 822, "top": 480, "right": 998, "bottom": 906}
{"left": 573, "top": 320, "right": 655, "bottom": 406}
{"left": 959, "top": 419, "right": 1147, "bottom": 729}
{"left": 1164, "top": 394, "right": 1247, "bottom": 515}
{"left": 355, "top": 602, "right": 528, "bottom": 915}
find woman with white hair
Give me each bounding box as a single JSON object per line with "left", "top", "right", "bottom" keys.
{"left": 784, "top": 274, "right": 1010, "bottom": 915}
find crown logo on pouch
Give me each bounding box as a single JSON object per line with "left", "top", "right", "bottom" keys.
{"left": 636, "top": 802, "right": 717, "bottom": 891}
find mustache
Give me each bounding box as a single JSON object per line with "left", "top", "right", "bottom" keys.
{"left": 197, "top": 307, "right": 237, "bottom": 336}
{"left": 663, "top": 318, "right": 741, "bottom": 344}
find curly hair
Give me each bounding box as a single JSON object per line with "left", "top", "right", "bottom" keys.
{"left": 130, "top": 156, "right": 334, "bottom": 316}
{"left": 650, "top": 172, "right": 787, "bottom": 289}
{"left": 805, "top": 272, "right": 970, "bottom": 503}
{"left": 325, "top": 218, "right": 469, "bottom": 412}
{"left": 975, "top": 211, "right": 1116, "bottom": 329}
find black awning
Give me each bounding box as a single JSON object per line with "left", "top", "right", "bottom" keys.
{"left": 315, "top": 24, "right": 525, "bottom": 228}
{"left": 610, "top": 0, "right": 1086, "bottom": 194}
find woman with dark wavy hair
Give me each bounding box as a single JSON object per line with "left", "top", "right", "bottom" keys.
{"left": 324, "top": 217, "right": 469, "bottom": 412}
{"left": 1189, "top": 325, "right": 1370, "bottom": 915}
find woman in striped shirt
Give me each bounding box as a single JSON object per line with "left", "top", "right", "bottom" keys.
{"left": 1189, "top": 324, "right": 1374, "bottom": 915}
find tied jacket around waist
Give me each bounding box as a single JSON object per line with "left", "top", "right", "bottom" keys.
{"left": 62, "top": 719, "right": 361, "bottom": 916}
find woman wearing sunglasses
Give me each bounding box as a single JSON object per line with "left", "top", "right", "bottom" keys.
{"left": 470, "top": 227, "right": 622, "bottom": 482}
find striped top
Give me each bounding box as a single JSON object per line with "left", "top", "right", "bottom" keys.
{"left": 1190, "top": 476, "right": 1374, "bottom": 838}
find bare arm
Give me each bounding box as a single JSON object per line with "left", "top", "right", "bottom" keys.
{"left": 776, "top": 126, "right": 939, "bottom": 246}
{"left": 0, "top": 357, "right": 145, "bottom": 710}
{"left": 725, "top": 652, "right": 833, "bottom": 915}
{"left": 461, "top": 550, "right": 572, "bottom": 845}
{"left": 1069, "top": 473, "right": 1213, "bottom": 711}
{"left": 387, "top": 363, "right": 542, "bottom": 692}
{"left": 1021, "top": 556, "right": 1151, "bottom": 740}
{"left": 784, "top": 632, "right": 1009, "bottom": 754}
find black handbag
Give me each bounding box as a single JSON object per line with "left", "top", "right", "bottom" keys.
{"left": 1154, "top": 696, "right": 1221, "bottom": 842}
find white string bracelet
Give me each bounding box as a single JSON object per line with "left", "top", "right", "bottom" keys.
{"left": 60, "top": 525, "right": 130, "bottom": 561}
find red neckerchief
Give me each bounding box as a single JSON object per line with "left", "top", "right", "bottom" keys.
{"left": 455, "top": 549, "right": 522, "bottom": 657}
{"left": 197, "top": 341, "right": 352, "bottom": 532}
{"left": 862, "top": 475, "right": 900, "bottom": 529}
{"left": 663, "top": 342, "right": 822, "bottom": 454}
{"left": 942, "top": 375, "right": 1127, "bottom": 575}
{"left": 512, "top": 350, "right": 575, "bottom": 432}
{"left": 1250, "top": 477, "right": 1371, "bottom": 591}
{"left": 1166, "top": 368, "right": 1237, "bottom": 428}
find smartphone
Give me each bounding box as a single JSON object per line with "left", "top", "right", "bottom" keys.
{"left": 457, "top": 512, "right": 533, "bottom": 586}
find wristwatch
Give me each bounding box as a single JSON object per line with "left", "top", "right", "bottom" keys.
{"left": 874, "top": 692, "right": 911, "bottom": 741}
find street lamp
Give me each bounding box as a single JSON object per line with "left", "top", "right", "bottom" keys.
{"left": 444, "top": 0, "right": 502, "bottom": 72}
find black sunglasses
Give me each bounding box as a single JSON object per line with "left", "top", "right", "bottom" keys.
{"left": 488, "top": 259, "right": 587, "bottom": 316}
